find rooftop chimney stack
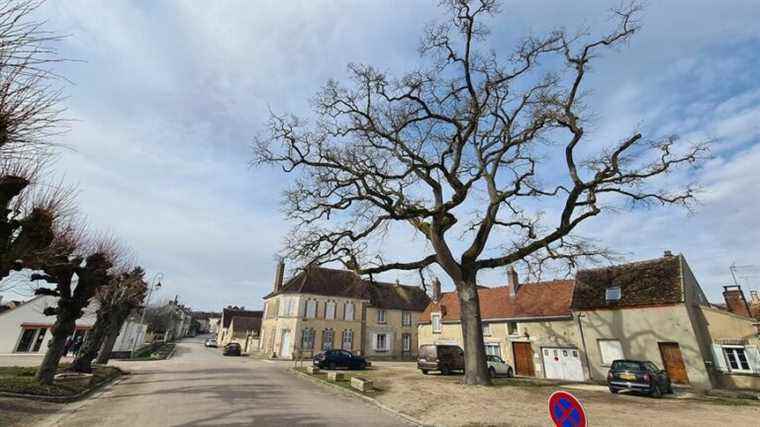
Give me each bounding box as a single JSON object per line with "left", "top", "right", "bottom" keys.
{"left": 508, "top": 266, "right": 520, "bottom": 298}
{"left": 274, "top": 259, "right": 285, "bottom": 292}
{"left": 432, "top": 278, "right": 441, "bottom": 302}
{"left": 663, "top": 250, "right": 673, "bottom": 257}
{"left": 723, "top": 285, "right": 752, "bottom": 318}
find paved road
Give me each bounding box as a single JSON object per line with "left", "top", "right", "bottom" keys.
{"left": 40, "top": 336, "right": 411, "bottom": 427}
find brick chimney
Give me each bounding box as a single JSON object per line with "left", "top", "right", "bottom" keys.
{"left": 507, "top": 265, "right": 520, "bottom": 297}
{"left": 273, "top": 259, "right": 285, "bottom": 292}
{"left": 431, "top": 278, "right": 441, "bottom": 303}
{"left": 723, "top": 285, "right": 752, "bottom": 318}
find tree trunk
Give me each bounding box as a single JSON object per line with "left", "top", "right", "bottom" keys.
{"left": 96, "top": 311, "right": 127, "bottom": 365}
{"left": 36, "top": 316, "right": 75, "bottom": 384}
{"left": 70, "top": 312, "right": 110, "bottom": 373}
{"left": 457, "top": 282, "right": 491, "bottom": 385}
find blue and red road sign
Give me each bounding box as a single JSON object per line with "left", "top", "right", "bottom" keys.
{"left": 548, "top": 391, "right": 587, "bottom": 427}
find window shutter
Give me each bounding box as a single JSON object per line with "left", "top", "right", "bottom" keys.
{"left": 371, "top": 333, "right": 377, "bottom": 351}
{"left": 711, "top": 344, "right": 728, "bottom": 372}
{"left": 745, "top": 346, "right": 760, "bottom": 374}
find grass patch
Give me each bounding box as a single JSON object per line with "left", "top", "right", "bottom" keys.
{"left": 128, "top": 342, "right": 175, "bottom": 360}
{"left": 0, "top": 364, "right": 121, "bottom": 397}
{"left": 293, "top": 367, "right": 384, "bottom": 396}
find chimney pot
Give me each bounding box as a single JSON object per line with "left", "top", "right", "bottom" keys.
{"left": 723, "top": 285, "right": 752, "bottom": 318}
{"left": 274, "top": 259, "right": 285, "bottom": 292}
{"left": 508, "top": 266, "right": 520, "bottom": 297}
{"left": 432, "top": 278, "right": 441, "bottom": 302}
{"left": 664, "top": 250, "right": 673, "bottom": 257}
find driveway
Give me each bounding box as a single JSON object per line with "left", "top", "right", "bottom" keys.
{"left": 24, "top": 337, "right": 412, "bottom": 426}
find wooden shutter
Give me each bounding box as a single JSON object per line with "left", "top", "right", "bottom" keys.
{"left": 745, "top": 346, "right": 760, "bottom": 374}
{"left": 711, "top": 344, "right": 728, "bottom": 372}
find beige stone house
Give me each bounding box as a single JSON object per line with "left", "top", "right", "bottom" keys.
{"left": 217, "top": 307, "right": 263, "bottom": 346}
{"left": 572, "top": 253, "right": 759, "bottom": 391}
{"left": 418, "top": 270, "right": 585, "bottom": 381}
{"left": 418, "top": 253, "right": 760, "bottom": 390}
{"left": 259, "top": 262, "right": 430, "bottom": 360}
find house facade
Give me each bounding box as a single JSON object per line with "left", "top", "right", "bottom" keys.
{"left": 418, "top": 270, "right": 585, "bottom": 381}
{"left": 0, "top": 295, "right": 146, "bottom": 356}
{"left": 259, "top": 262, "right": 430, "bottom": 360}
{"left": 417, "top": 253, "right": 760, "bottom": 390}
{"left": 217, "top": 307, "right": 263, "bottom": 346}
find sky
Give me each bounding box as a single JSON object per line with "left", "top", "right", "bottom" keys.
{"left": 2, "top": 0, "right": 759, "bottom": 311}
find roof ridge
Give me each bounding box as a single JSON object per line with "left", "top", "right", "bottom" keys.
{"left": 577, "top": 256, "right": 675, "bottom": 274}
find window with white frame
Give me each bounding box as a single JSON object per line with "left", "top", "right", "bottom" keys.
{"left": 598, "top": 339, "right": 624, "bottom": 365}
{"left": 485, "top": 343, "right": 501, "bottom": 357}
{"left": 482, "top": 323, "right": 491, "bottom": 336}
{"left": 301, "top": 329, "right": 314, "bottom": 350}
{"left": 322, "top": 329, "right": 334, "bottom": 350}
{"left": 344, "top": 302, "right": 355, "bottom": 321}
{"left": 507, "top": 321, "right": 518, "bottom": 335}
{"left": 305, "top": 300, "right": 317, "bottom": 319}
{"left": 375, "top": 333, "right": 389, "bottom": 352}
{"left": 432, "top": 313, "right": 442, "bottom": 334}
{"left": 723, "top": 346, "right": 752, "bottom": 372}
{"left": 606, "top": 287, "right": 621, "bottom": 302}
{"left": 377, "top": 309, "right": 386, "bottom": 324}
{"left": 402, "top": 311, "right": 412, "bottom": 327}
{"left": 402, "top": 333, "right": 412, "bottom": 352}
{"left": 342, "top": 330, "right": 353, "bottom": 351}
{"left": 325, "top": 301, "right": 336, "bottom": 320}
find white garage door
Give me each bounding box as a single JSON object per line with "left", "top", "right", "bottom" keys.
{"left": 543, "top": 347, "right": 584, "bottom": 381}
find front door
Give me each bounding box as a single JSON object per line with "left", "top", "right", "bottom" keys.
{"left": 513, "top": 342, "right": 535, "bottom": 377}
{"left": 659, "top": 342, "right": 689, "bottom": 384}
{"left": 279, "top": 329, "right": 292, "bottom": 359}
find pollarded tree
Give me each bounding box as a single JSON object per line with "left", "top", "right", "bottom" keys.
{"left": 255, "top": 0, "right": 708, "bottom": 385}
{"left": 31, "top": 233, "right": 121, "bottom": 384}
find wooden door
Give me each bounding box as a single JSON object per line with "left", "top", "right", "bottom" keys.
{"left": 513, "top": 342, "right": 535, "bottom": 377}
{"left": 659, "top": 342, "right": 689, "bottom": 384}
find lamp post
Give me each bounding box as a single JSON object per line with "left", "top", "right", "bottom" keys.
{"left": 131, "top": 272, "right": 163, "bottom": 358}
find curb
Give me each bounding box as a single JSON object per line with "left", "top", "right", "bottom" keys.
{"left": 289, "top": 368, "right": 426, "bottom": 427}
{"left": 36, "top": 376, "right": 125, "bottom": 427}
{"left": 0, "top": 371, "right": 123, "bottom": 403}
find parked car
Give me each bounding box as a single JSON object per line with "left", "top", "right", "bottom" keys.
{"left": 486, "top": 355, "right": 513, "bottom": 378}
{"left": 205, "top": 338, "right": 217, "bottom": 348}
{"left": 607, "top": 359, "right": 673, "bottom": 398}
{"left": 417, "top": 344, "right": 465, "bottom": 375}
{"left": 313, "top": 349, "right": 368, "bottom": 370}
{"left": 223, "top": 342, "right": 242, "bottom": 356}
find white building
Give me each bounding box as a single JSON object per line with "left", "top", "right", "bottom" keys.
{"left": 0, "top": 295, "right": 146, "bottom": 355}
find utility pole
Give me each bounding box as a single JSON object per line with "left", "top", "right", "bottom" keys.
{"left": 131, "top": 272, "right": 163, "bottom": 358}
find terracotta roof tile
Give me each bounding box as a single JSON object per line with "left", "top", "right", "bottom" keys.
{"left": 419, "top": 279, "right": 575, "bottom": 322}
{"left": 230, "top": 316, "right": 262, "bottom": 335}
{"left": 368, "top": 281, "right": 431, "bottom": 311}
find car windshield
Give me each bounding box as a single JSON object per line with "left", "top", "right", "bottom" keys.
{"left": 611, "top": 360, "right": 643, "bottom": 371}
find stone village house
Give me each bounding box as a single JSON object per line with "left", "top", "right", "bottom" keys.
{"left": 418, "top": 253, "right": 760, "bottom": 391}
{"left": 259, "top": 262, "right": 430, "bottom": 359}
{"left": 217, "top": 306, "right": 263, "bottom": 347}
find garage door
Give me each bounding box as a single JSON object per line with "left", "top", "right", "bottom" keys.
{"left": 543, "top": 347, "right": 584, "bottom": 381}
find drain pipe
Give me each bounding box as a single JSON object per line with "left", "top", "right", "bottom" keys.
{"left": 576, "top": 312, "right": 593, "bottom": 381}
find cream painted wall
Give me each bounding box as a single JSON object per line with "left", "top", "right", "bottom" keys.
{"left": 578, "top": 304, "right": 712, "bottom": 390}
{"left": 365, "top": 307, "right": 420, "bottom": 358}
{"left": 418, "top": 317, "right": 580, "bottom": 379}
{"left": 702, "top": 306, "right": 758, "bottom": 342}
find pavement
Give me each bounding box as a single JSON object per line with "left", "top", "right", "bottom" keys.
{"left": 32, "top": 336, "right": 413, "bottom": 427}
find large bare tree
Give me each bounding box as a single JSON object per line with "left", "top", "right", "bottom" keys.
{"left": 254, "top": 0, "right": 707, "bottom": 384}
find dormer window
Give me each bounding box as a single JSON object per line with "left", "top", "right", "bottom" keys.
{"left": 606, "top": 287, "right": 621, "bottom": 302}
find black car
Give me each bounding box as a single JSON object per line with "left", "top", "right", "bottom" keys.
{"left": 607, "top": 359, "right": 673, "bottom": 397}
{"left": 313, "top": 349, "right": 368, "bottom": 370}
{"left": 223, "top": 342, "right": 242, "bottom": 356}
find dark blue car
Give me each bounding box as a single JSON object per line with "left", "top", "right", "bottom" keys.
{"left": 313, "top": 349, "right": 368, "bottom": 370}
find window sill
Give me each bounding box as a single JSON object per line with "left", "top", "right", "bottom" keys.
{"left": 724, "top": 370, "right": 757, "bottom": 376}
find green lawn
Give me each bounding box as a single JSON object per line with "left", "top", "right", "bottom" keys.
{"left": 0, "top": 364, "right": 121, "bottom": 397}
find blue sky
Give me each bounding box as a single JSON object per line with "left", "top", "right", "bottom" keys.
{"left": 2, "top": 1, "right": 759, "bottom": 311}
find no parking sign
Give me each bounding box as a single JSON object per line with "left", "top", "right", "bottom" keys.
{"left": 548, "top": 391, "right": 587, "bottom": 427}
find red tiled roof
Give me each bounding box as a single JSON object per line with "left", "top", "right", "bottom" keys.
{"left": 419, "top": 280, "right": 575, "bottom": 323}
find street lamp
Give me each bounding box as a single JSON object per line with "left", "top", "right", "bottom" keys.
{"left": 130, "top": 272, "right": 163, "bottom": 358}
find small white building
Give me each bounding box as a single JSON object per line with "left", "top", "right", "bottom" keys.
{"left": 0, "top": 295, "right": 146, "bottom": 355}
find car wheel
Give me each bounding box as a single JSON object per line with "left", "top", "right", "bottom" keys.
{"left": 667, "top": 384, "right": 674, "bottom": 394}
{"left": 441, "top": 367, "right": 450, "bottom": 375}
{"left": 328, "top": 362, "right": 337, "bottom": 370}
{"left": 488, "top": 367, "right": 496, "bottom": 378}
{"left": 651, "top": 385, "right": 663, "bottom": 398}
{"left": 609, "top": 387, "right": 619, "bottom": 394}
{"left": 360, "top": 362, "right": 367, "bottom": 370}
{"left": 507, "top": 368, "right": 513, "bottom": 378}
{"left": 421, "top": 369, "right": 429, "bottom": 375}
